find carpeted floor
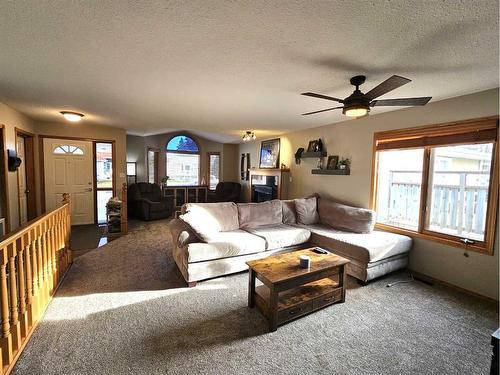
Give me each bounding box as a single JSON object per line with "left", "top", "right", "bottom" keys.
{"left": 12, "top": 220, "right": 498, "bottom": 375}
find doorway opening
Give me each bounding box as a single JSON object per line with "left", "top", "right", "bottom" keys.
{"left": 15, "top": 129, "right": 36, "bottom": 225}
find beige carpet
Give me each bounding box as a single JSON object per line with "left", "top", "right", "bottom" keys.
{"left": 12, "top": 220, "right": 498, "bottom": 375}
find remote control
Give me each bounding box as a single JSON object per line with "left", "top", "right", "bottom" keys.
{"left": 312, "top": 247, "right": 329, "bottom": 254}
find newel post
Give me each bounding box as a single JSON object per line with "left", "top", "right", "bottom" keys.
{"left": 121, "top": 183, "right": 128, "bottom": 235}
{"left": 61, "top": 193, "right": 72, "bottom": 265}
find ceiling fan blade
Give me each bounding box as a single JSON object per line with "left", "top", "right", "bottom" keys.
{"left": 301, "top": 92, "right": 344, "bottom": 103}
{"left": 302, "top": 106, "right": 343, "bottom": 115}
{"left": 364, "top": 75, "right": 411, "bottom": 100}
{"left": 370, "top": 97, "right": 432, "bottom": 107}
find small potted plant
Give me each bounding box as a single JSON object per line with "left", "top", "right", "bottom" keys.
{"left": 161, "top": 176, "right": 170, "bottom": 186}
{"left": 338, "top": 157, "right": 350, "bottom": 170}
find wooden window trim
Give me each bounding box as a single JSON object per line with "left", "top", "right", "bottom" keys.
{"left": 147, "top": 147, "right": 160, "bottom": 184}
{"left": 207, "top": 152, "right": 221, "bottom": 191}
{"left": 370, "top": 116, "right": 499, "bottom": 255}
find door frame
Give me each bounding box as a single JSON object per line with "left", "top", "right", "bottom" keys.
{"left": 39, "top": 135, "right": 116, "bottom": 224}
{"left": 0, "top": 125, "right": 10, "bottom": 233}
{"left": 15, "top": 128, "right": 37, "bottom": 225}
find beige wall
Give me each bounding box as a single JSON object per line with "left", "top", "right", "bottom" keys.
{"left": 0, "top": 103, "right": 37, "bottom": 231}
{"left": 126, "top": 135, "right": 147, "bottom": 182}
{"left": 127, "top": 131, "right": 239, "bottom": 185}
{"left": 238, "top": 88, "right": 499, "bottom": 299}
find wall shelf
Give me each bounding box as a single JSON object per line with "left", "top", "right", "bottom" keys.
{"left": 311, "top": 168, "right": 350, "bottom": 175}
{"left": 301, "top": 151, "right": 327, "bottom": 158}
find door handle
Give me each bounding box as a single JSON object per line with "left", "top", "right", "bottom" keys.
{"left": 25, "top": 190, "right": 30, "bottom": 195}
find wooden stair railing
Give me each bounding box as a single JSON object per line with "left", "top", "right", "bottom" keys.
{"left": 0, "top": 194, "right": 72, "bottom": 375}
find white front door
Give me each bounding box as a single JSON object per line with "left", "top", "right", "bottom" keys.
{"left": 16, "top": 136, "right": 28, "bottom": 225}
{"left": 43, "top": 139, "right": 94, "bottom": 225}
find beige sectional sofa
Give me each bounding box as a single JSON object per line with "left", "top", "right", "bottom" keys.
{"left": 168, "top": 196, "right": 412, "bottom": 286}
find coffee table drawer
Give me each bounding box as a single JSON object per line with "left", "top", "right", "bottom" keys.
{"left": 313, "top": 288, "right": 342, "bottom": 310}
{"left": 278, "top": 301, "right": 313, "bottom": 323}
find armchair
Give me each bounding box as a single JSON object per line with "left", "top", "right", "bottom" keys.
{"left": 128, "top": 182, "right": 173, "bottom": 221}
{"left": 208, "top": 182, "right": 241, "bottom": 203}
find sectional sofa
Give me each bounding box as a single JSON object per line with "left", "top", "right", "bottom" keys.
{"left": 168, "top": 196, "right": 412, "bottom": 286}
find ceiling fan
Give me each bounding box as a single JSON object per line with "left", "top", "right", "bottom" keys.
{"left": 301, "top": 75, "right": 431, "bottom": 117}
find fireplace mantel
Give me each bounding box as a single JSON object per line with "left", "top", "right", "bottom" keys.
{"left": 248, "top": 168, "right": 290, "bottom": 202}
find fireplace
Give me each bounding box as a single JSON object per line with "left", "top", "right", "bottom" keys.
{"left": 252, "top": 177, "right": 277, "bottom": 202}
{"left": 249, "top": 169, "right": 289, "bottom": 202}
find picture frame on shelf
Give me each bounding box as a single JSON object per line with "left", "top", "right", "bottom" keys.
{"left": 259, "top": 138, "right": 280, "bottom": 169}
{"left": 327, "top": 155, "right": 339, "bottom": 170}
{"left": 307, "top": 140, "right": 318, "bottom": 152}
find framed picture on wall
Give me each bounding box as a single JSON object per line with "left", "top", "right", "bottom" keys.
{"left": 259, "top": 138, "right": 280, "bottom": 169}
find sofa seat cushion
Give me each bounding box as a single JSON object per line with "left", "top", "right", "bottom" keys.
{"left": 187, "top": 230, "right": 266, "bottom": 263}
{"left": 246, "top": 224, "right": 311, "bottom": 250}
{"left": 148, "top": 200, "right": 170, "bottom": 212}
{"left": 296, "top": 224, "right": 411, "bottom": 263}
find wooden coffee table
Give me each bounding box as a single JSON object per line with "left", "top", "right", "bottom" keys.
{"left": 247, "top": 248, "right": 349, "bottom": 331}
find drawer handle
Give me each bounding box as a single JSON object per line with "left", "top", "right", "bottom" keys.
{"left": 323, "top": 296, "right": 336, "bottom": 302}
{"left": 289, "top": 307, "right": 301, "bottom": 315}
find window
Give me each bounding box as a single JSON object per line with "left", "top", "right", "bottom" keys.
{"left": 53, "top": 145, "right": 84, "bottom": 155}
{"left": 165, "top": 135, "right": 200, "bottom": 186}
{"left": 208, "top": 153, "right": 220, "bottom": 190}
{"left": 95, "top": 142, "right": 114, "bottom": 224}
{"left": 371, "top": 118, "right": 498, "bottom": 254}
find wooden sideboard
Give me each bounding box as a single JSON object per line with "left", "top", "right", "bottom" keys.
{"left": 162, "top": 185, "right": 209, "bottom": 208}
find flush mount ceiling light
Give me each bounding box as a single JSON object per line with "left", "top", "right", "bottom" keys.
{"left": 60, "top": 111, "right": 84, "bottom": 122}
{"left": 242, "top": 131, "right": 256, "bottom": 141}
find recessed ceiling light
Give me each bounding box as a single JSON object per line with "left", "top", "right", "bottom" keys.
{"left": 60, "top": 111, "right": 84, "bottom": 122}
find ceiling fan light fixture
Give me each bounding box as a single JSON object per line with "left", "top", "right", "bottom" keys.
{"left": 343, "top": 106, "right": 369, "bottom": 117}
{"left": 242, "top": 131, "right": 256, "bottom": 141}
{"left": 60, "top": 111, "right": 84, "bottom": 122}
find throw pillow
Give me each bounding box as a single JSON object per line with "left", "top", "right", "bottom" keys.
{"left": 237, "top": 200, "right": 283, "bottom": 229}
{"left": 282, "top": 200, "right": 297, "bottom": 224}
{"left": 294, "top": 197, "right": 319, "bottom": 225}
{"left": 318, "top": 198, "right": 376, "bottom": 233}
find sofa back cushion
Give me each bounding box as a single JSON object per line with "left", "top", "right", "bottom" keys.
{"left": 237, "top": 200, "right": 282, "bottom": 229}
{"left": 180, "top": 202, "right": 239, "bottom": 240}
{"left": 318, "top": 198, "right": 376, "bottom": 233}
{"left": 294, "top": 197, "right": 319, "bottom": 225}
{"left": 282, "top": 200, "right": 297, "bottom": 224}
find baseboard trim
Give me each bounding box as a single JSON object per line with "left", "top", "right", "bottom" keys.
{"left": 409, "top": 269, "right": 499, "bottom": 304}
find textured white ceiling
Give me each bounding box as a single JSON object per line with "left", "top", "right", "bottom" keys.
{"left": 0, "top": 1, "right": 498, "bottom": 142}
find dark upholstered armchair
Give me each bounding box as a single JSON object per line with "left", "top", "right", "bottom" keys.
{"left": 208, "top": 182, "right": 241, "bottom": 203}
{"left": 128, "top": 183, "right": 173, "bottom": 221}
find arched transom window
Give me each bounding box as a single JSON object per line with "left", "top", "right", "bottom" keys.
{"left": 165, "top": 135, "right": 200, "bottom": 186}
{"left": 53, "top": 145, "right": 84, "bottom": 155}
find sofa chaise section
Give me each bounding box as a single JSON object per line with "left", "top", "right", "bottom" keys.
{"left": 301, "top": 224, "right": 411, "bottom": 282}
